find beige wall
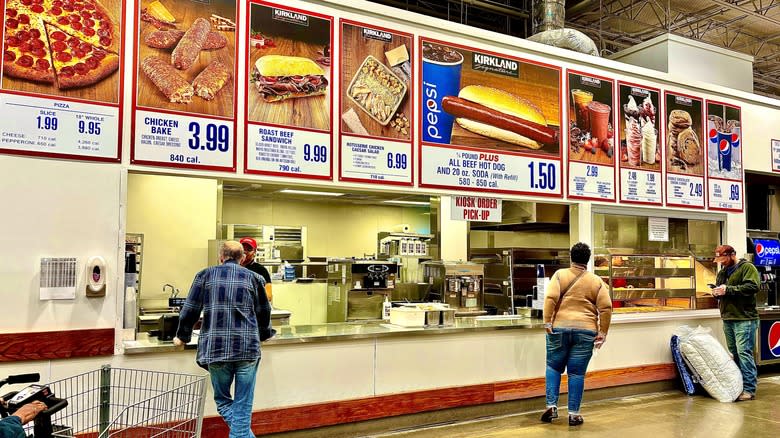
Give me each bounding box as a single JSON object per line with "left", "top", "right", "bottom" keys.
{"left": 222, "top": 196, "right": 430, "bottom": 257}
{"left": 126, "top": 173, "right": 217, "bottom": 307}
{"left": 470, "top": 230, "right": 570, "bottom": 249}
{"left": 0, "top": 157, "right": 121, "bottom": 332}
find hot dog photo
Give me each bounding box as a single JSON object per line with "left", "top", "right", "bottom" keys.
{"left": 135, "top": 0, "right": 236, "bottom": 117}
{"left": 2, "top": 0, "right": 122, "bottom": 103}
{"left": 340, "top": 22, "right": 411, "bottom": 141}
{"left": 247, "top": 2, "right": 331, "bottom": 131}
{"left": 665, "top": 92, "right": 704, "bottom": 177}
{"left": 618, "top": 84, "right": 661, "bottom": 171}
{"left": 567, "top": 72, "right": 615, "bottom": 165}
{"left": 421, "top": 39, "right": 561, "bottom": 156}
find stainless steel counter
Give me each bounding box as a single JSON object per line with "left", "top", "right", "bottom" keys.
{"left": 123, "top": 316, "right": 545, "bottom": 354}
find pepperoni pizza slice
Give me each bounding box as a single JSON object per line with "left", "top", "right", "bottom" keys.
{"left": 41, "top": 0, "right": 120, "bottom": 54}
{"left": 45, "top": 24, "right": 118, "bottom": 89}
{"left": 3, "top": 7, "right": 55, "bottom": 83}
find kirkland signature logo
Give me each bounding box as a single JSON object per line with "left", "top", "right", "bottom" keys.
{"left": 362, "top": 28, "right": 392, "bottom": 42}
{"left": 273, "top": 9, "right": 309, "bottom": 26}
{"left": 471, "top": 53, "right": 518, "bottom": 77}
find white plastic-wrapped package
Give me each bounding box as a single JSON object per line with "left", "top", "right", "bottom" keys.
{"left": 527, "top": 29, "right": 599, "bottom": 57}
{"left": 674, "top": 325, "right": 742, "bottom": 402}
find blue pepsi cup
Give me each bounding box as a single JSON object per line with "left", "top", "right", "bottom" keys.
{"left": 422, "top": 44, "right": 463, "bottom": 144}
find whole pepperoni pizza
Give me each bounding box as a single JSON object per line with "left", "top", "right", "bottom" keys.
{"left": 3, "top": 0, "right": 119, "bottom": 89}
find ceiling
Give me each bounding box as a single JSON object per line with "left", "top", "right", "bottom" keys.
{"left": 367, "top": 0, "right": 780, "bottom": 98}
{"left": 221, "top": 180, "right": 432, "bottom": 206}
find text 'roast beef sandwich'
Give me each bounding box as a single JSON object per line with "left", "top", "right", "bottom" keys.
{"left": 442, "top": 85, "right": 558, "bottom": 149}
{"left": 252, "top": 55, "right": 328, "bottom": 103}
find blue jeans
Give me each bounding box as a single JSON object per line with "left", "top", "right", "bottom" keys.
{"left": 545, "top": 328, "right": 596, "bottom": 414}
{"left": 209, "top": 359, "right": 260, "bottom": 438}
{"left": 723, "top": 320, "right": 758, "bottom": 395}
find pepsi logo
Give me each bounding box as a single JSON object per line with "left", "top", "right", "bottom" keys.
{"left": 769, "top": 322, "right": 780, "bottom": 358}
{"left": 756, "top": 243, "right": 765, "bottom": 257}
{"left": 719, "top": 139, "right": 730, "bottom": 155}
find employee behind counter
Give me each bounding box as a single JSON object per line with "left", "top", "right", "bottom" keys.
{"left": 240, "top": 237, "right": 272, "bottom": 301}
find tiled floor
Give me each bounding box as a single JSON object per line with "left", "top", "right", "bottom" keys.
{"left": 366, "top": 375, "right": 780, "bottom": 438}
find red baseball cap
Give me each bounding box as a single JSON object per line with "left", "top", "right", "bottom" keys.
{"left": 239, "top": 237, "right": 257, "bottom": 250}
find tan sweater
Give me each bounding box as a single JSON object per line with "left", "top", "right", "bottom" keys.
{"left": 543, "top": 265, "right": 612, "bottom": 334}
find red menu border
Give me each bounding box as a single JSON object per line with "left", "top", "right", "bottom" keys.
{"left": 337, "top": 18, "right": 415, "bottom": 187}
{"left": 705, "top": 99, "right": 744, "bottom": 212}
{"left": 0, "top": 0, "right": 126, "bottom": 163}
{"left": 417, "top": 36, "right": 564, "bottom": 197}
{"left": 662, "top": 90, "right": 706, "bottom": 210}
{"left": 616, "top": 80, "right": 664, "bottom": 207}
{"left": 130, "top": 0, "right": 239, "bottom": 172}
{"left": 243, "top": 0, "right": 334, "bottom": 181}
{"left": 565, "top": 68, "right": 617, "bottom": 203}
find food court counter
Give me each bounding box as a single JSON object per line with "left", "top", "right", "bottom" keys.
{"left": 122, "top": 309, "right": 720, "bottom": 354}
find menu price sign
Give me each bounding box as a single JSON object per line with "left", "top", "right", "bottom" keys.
{"left": 0, "top": 0, "right": 125, "bottom": 162}
{"left": 450, "top": 196, "right": 501, "bottom": 222}
{"left": 773, "top": 139, "right": 780, "bottom": 172}
{"left": 244, "top": 1, "right": 333, "bottom": 180}
{"left": 418, "top": 38, "right": 562, "bottom": 196}
{"left": 421, "top": 147, "right": 560, "bottom": 195}
{"left": 131, "top": 0, "right": 239, "bottom": 171}
{"left": 664, "top": 92, "right": 705, "bottom": 208}
{"left": 706, "top": 100, "right": 743, "bottom": 211}
{"left": 339, "top": 20, "right": 413, "bottom": 185}
{"left": 566, "top": 71, "right": 616, "bottom": 201}
{"left": 617, "top": 82, "right": 662, "bottom": 205}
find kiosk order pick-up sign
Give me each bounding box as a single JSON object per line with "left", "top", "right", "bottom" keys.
{"left": 451, "top": 196, "right": 501, "bottom": 222}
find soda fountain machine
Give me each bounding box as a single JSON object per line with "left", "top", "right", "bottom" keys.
{"left": 422, "top": 261, "right": 486, "bottom": 316}
{"left": 747, "top": 234, "right": 780, "bottom": 366}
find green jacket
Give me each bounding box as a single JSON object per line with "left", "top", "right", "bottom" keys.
{"left": 715, "top": 259, "right": 760, "bottom": 320}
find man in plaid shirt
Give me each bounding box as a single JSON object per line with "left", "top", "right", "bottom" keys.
{"left": 175, "top": 240, "right": 274, "bottom": 438}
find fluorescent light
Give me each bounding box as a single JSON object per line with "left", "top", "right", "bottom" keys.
{"left": 383, "top": 200, "right": 430, "bottom": 206}
{"left": 278, "top": 189, "right": 344, "bottom": 197}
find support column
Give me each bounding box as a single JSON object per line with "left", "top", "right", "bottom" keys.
{"left": 438, "top": 195, "right": 469, "bottom": 261}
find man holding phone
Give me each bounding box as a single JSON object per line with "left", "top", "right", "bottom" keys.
{"left": 711, "top": 244, "right": 760, "bottom": 401}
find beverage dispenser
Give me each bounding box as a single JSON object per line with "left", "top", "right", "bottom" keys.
{"left": 326, "top": 259, "right": 398, "bottom": 322}
{"left": 747, "top": 236, "right": 780, "bottom": 307}
{"left": 422, "top": 261, "right": 486, "bottom": 316}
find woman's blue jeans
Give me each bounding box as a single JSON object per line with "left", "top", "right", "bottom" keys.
{"left": 208, "top": 359, "right": 260, "bottom": 438}
{"left": 723, "top": 319, "right": 758, "bottom": 395}
{"left": 545, "top": 328, "right": 596, "bottom": 414}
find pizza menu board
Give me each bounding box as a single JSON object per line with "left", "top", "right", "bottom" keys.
{"left": 0, "top": 0, "right": 123, "bottom": 162}
{"left": 566, "top": 71, "right": 616, "bottom": 201}
{"left": 338, "top": 20, "right": 413, "bottom": 185}
{"left": 131, "top": 0, "right": 238, "bottom": 171}
{"left": 617, "top": 82, "right": 662, "bottom": 205}
{"left": 418, "top": 38, "right": 562, "bottom": 196}
{"left": 664, "top": 92, "right": 705, "bottom": 208}
{"left": 244, "top": 1, "right": 333, "bottom": 180}
{"left": 706, "top": 101, "right": 743, "bottom": 211}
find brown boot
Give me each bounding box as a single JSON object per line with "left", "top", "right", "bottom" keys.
{"left": 540, "top": 406, "right": 558, "bottom": 423}
{"left": 737, "top": 392, "right": 755, "bottom": 401}
{"left": 569, "top": 414, "right": 584, "bottom": 426}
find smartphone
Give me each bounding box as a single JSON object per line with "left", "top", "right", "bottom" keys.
{"left": 707, "top": 283, "right": 716, "bottom": 289}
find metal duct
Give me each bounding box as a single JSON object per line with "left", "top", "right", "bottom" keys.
{"left": 533, "top": 0, "right": 565, "bottom": 33}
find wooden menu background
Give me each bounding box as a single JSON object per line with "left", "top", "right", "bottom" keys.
{"left": 135, "top": 0, "right": 236, "bottom": 118}
{"left": 340, "top": 23, "right": 411, "bottom": 141}
{"left": 1, "top": 0, "right": 121, "bottom": 104}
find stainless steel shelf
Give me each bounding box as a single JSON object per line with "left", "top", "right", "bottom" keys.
{"left": 612, "top": 288, "right": 696, "bottom": 299}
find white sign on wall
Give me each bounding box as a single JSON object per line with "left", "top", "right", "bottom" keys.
{"left": 450, "top": 196, "right": 502, "bottom": 222}
{"left": 648, "top": 217, "right": 669, "bottom": 242}
{"left": 772, "top": 139, "right": 780, "bottom": 173}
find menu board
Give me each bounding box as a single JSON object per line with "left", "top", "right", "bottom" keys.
{"left": 0, "top": 0, "right": 124, "bottom": 162}
{"left": 244, "top": 1, "right": 332, "bottom": 180}
{"left": 566, "top": 70, "right": 616, "bottom": 201}
{"left": 706, "top": 100, "right": 743, "bottom": 211}
{"left": 338, "top": 20, "right": 413, "bottom": 185}
{"left": 418, "top": 38, "right": 562, "bottom": 196}
{"left": 131, "top": 0, "right": 238, "bottom": 171}
{"left": 617, "top": 82, "right": 662, "bottom": 205}
{"left": 664, "top": 91, "right": 705, "bottom": 208}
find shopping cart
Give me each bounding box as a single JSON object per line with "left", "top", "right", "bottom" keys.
{"left": 25, "top": 365, "right": 208, "bottom": 438}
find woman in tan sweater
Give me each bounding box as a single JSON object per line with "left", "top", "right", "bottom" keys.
{"left": 540, "top": 242, "right": 612, "bottom": 426}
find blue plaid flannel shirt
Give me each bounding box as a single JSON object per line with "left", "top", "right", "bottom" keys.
{"left": 176, "top": 260, "right": 274, "bottom": 365}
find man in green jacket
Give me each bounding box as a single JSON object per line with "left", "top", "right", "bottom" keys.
{"left": 711, "top": 244, "right": 760, "bottom": 401}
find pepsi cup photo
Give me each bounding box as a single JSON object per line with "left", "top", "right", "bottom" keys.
{"left": 421, "top": 42, "right": 464, "bottom": 144}
{"left": 706, "top": 102, "right": 742, "bottom": 180}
